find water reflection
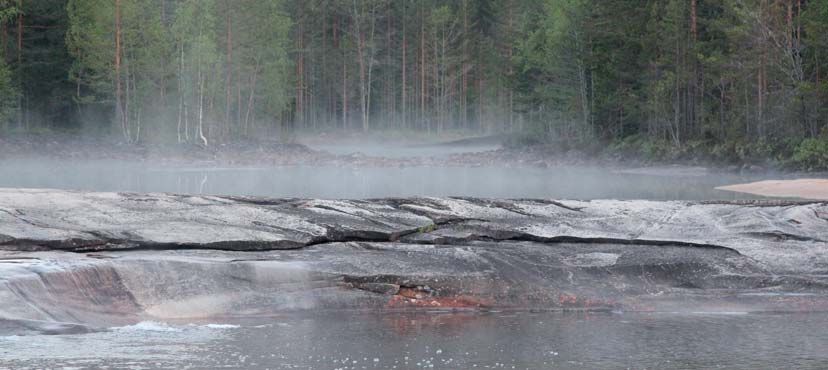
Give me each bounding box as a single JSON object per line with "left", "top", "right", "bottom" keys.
{"left": 0, "top": 159, "right": 798, "bottom": 200}
{"left": 2, "top": 312, "right": 827, "bottom": 369}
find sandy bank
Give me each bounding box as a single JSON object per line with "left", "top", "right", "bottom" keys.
{"left": 717, "top": 179, "right": 828, "bottom": 200}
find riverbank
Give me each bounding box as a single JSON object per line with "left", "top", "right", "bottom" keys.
{"left": 717, "top": 179, "right": 828, "bottom": 200}
{"left": 2, "top": 134, "right": 827, "bottom": 202}
{"left": 0, "top": 133, "right": 599, "bottom": 168}
{"left": 0, "top": 132, "right": 801, "bottom": 171}
{"left": 509, "top": 134, "right": 828, "bottom": 172}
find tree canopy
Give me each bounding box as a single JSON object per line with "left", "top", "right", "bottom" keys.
{"left": 0, "top": 0, "right": 827, "bottom": 166}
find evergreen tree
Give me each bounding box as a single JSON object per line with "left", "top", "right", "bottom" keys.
{"left": 0, "top": 0, "right": 17, "bottom": 128}
{"left": 0, "top": 0, "right": 827, "bottom": 166}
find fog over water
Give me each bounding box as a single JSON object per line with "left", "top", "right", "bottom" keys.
{"left": 3, "top": 142, "right": 827, "bottom": 369}
{"left": 0, "top": 145, "right": 798, "bottom": 200}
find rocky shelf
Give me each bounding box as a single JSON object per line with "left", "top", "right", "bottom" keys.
{"left": 1, "top": 188, "right": 827, "bottom": 334}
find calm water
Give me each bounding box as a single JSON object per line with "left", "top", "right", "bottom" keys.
{"left": 2, "top": 152, "right": 825, "bottom": 369}
{"left": 0, "top": 159, "right": 801, "bottom": 200}
{"left": 2, "top": 311, "right": 827, "bottom": 369}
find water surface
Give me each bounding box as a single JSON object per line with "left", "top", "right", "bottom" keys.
{"left": 2, "top": 152, "right": 826, "bottom": 369}
{"left": 2, "top": 312, "right": 827, "bottom": 369}
{"left": 0, "top": 159, "right": 804, "bottom": 200}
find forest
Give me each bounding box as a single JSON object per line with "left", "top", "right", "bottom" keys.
{"left": 1, "top": 0, "right": 827, "bottom": 168}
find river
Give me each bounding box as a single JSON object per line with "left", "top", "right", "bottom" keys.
{"left": 1, "top": 145, "right": 827, "bottom": 369}
{"left": 2, "top": 311, "right": 827, "bottom": 369}
{"left": 0, "top": 158, "right": 799, "bottom": 200}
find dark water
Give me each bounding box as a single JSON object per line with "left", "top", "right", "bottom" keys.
{"left": 0, "top": 159, "right": 802, "bottom": 200}
{"left": 2, "top": 312, "right": 827, "bottom": 369}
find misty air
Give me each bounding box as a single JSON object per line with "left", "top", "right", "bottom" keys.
{"left": 1, "top": 0, "right": 828, "bottom": 369}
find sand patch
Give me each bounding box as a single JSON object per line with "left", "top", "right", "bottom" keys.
{"left": 716, "top": 179, "right": 828, "bottom": 200}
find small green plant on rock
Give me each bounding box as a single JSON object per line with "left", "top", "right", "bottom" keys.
{"left": 417, "top": 224, "right": 436, "bottom": 233}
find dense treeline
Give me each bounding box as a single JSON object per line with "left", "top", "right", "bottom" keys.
{"left": 1, "top": 0, "right": 827, "bottom": 167}
{"left": 1, "top": 0, "right": 292, "bottom": 143}
{"left": 514, "top": 0, "right": 828, "bottom": 167}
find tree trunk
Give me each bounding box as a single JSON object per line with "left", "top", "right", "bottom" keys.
{"left": 124, "top": 57, "right": 131, "bottom": 141}
{"left": 198, "top": 70, "right": 208, "bottom": 146}
{"left": 690, "top": 0, "right": 697, "bottom": 41}
{"left": 225, "top": 11, "right": 233, "bottom": 137}
{"left": 177, "top": 42, "right": 184, "bottom": 143}
{"left": 356, "top": 23, "right": 366, "bottom": 131}
{"left": 1, "top": 21, "right": 7, "bottom": 64}
{"left": 342, "top": 46, "right": 348, "bottom": 130}
{"left": 385, "top": 0, "right": 393, "bottom": 127}
{"left": 420, "top": 8, "right": 425, "bottom": 129}
{"left": 507, "top": 3, "right": 514, "bottom": 131}
{"left": 401, "top": 4, "right": 407, "bottom": 129}
{"left": 365, "top": 3, "right": 376, "bottom": 132}
{"left": 16, "top": 1, "right": 23, "bottom": 130}
{"left": 159, "top": 0, "right": 167, "bottom": 103}
{"left": 690, "top": 0, "right": 698, "bottom": 136}
{"left": 461, "top": 1, "right": 468, "bottom": 129}
{"left": 296, "top": 21, "right": 304, "bottom": 129}
{"left": 115, "top": 0, "right": 125, "bottom": 141}
{"left": 244, "top": 62, "right": 258, "bottom": 135}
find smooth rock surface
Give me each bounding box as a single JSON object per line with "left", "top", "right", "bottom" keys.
{"left": 1, "top": 188, "right": 827, "bottom": 331}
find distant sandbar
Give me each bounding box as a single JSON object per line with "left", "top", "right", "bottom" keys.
{"left": 716, "top": 179, "right": 828, "bottom": 200}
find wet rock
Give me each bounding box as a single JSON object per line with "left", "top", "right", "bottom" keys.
{"left": 349, "top": 281, "right": 401, "bottom": 296}
{"left": 0, "top": 319, "right": 97, "bottom": 336}
{"left": 0, "top": 188, "right": 827, "bottom": 330}
{"left": 1, "top": 189, "right": 827, "bottom": 273}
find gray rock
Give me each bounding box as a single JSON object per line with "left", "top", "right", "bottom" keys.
{"left": 0, "top": 188, "right": 827, "bottom": 332}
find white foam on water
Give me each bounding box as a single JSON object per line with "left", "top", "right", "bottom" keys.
{"left": 652, "top": 311, "right": 751, "bottom": 316}
{"left": 689, "top": 311, "right": 750, "bottom": 316}
{"left": 113, "top": 321, "right": 183, "bottom": 333}
{"left": 201, "top": 324, "right": 240, "bottom": 329}
{"left": 113, "top": 321, "right": 243, "bottom": 332}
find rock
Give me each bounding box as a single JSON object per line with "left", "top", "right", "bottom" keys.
{"left": 0, "top": 188, "right": 827, "bottom": 332}
{"left": 740, "top": 163, "right": 766, "bottom": 173}
{"left": 348, "top": 280, "right": 401, "bottom": 295}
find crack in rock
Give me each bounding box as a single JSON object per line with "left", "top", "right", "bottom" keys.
{"left": 0, "top": 189, "right": 826, "bottom": 275}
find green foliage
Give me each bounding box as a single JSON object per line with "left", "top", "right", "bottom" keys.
{"left": 66, "top": 0, "right": 114, "bottom": 99}
{"left": 3, "top": 0, "right": 828, "bottom": 162}
{"left": 62, "top": 0, "right": 293, "bottom": 142}
{"left": 0, "top": 0, "right": 17, "bottom": 125}
{"left": 791, "top": 139, "right": 828, "bottom": 171}
{"left": 0, "top": 56, "right": 16, "bottom": 125}
{"left": 417, "top": 224, "right": 436, "bottom": 233}
{"left": 604, "top": 134, "right": 672, "bottom": 161}
{"left": 0, "top": 0, "right": 18, "bottom": 21}
{"left": 242, "top": 0, "right": 293, "bottom": 117}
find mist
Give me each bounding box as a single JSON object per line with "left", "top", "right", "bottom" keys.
{"left": 3, "top": 0, "right": 828, "bottom": 369}
{"left": 0, "top": 142, "right": 788, "bottom": 201}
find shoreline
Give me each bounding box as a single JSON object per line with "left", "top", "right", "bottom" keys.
{"left": 716, "top": 179, "right": 828, "bottom": 201}
{"left": 0, "top": 133, "right": 821, "bottom": 172}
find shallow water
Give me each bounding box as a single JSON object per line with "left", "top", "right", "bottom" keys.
{"left": 0, "top": 159, "right": 804, "bottom": 200}
{"left": 2, "top": 311, "right": 827, "bottom": 369}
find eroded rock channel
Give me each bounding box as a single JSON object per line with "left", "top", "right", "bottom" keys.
{"left": 1, "top": 188, "right": 827, "bottom": 334}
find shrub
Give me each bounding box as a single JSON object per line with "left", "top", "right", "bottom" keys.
{"left": 790, "top": 138, "right": 828, "bottom": 171}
